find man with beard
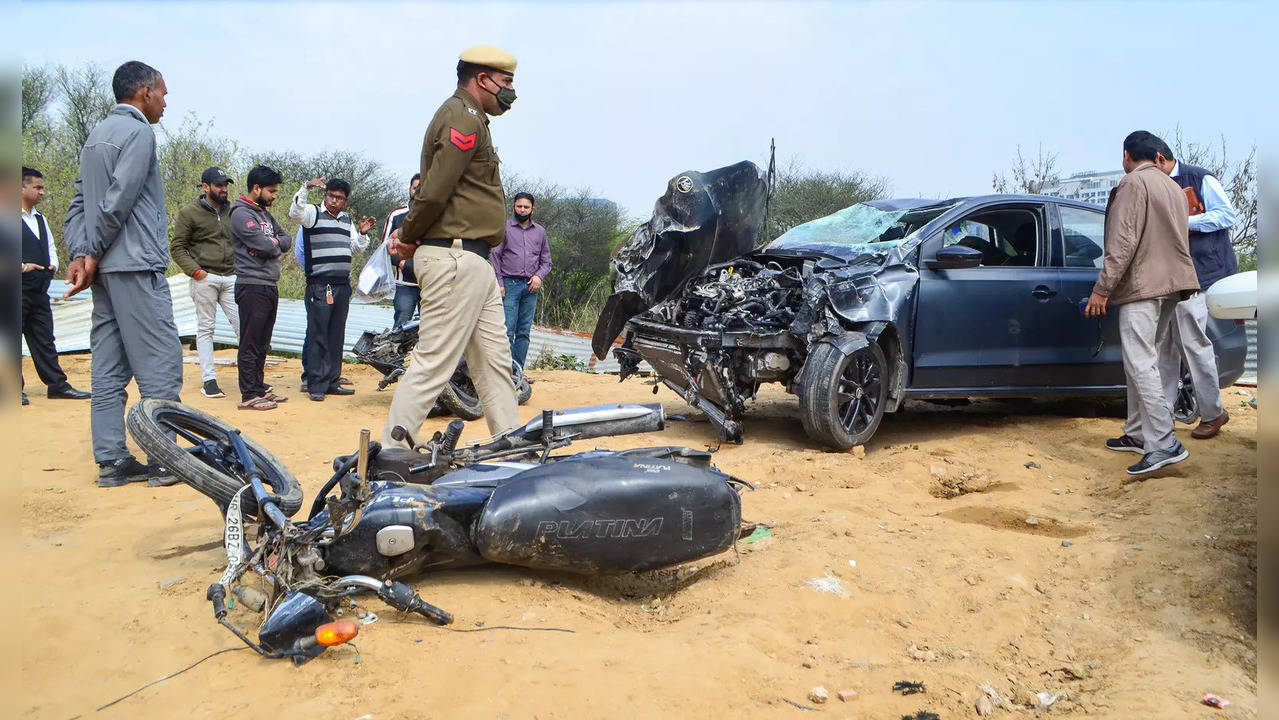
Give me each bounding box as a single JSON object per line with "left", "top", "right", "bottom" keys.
{"left": 383, "top": 45, "right": 522, "bottom": 447}
{"left": 19, "top": 166, "right": 91, "bottom": 405}
{"left": 170, "top": 167, "right": 239, "bottom": 398}
{"left": 63, "top": 60, "right": 182, "bottom": 487}
{"left": 230, "top": 165, "right": 292, "bottom": 410}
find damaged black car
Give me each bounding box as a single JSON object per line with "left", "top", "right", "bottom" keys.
{"left": 595, "top": 164, "right": 1248, "bottom": 449}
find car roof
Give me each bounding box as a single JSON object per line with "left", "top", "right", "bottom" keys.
{"left": 867, "top": 194, "right": 1104, "bottom": 213}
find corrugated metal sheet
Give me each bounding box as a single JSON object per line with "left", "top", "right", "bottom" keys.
{"left": 1241, "top": 320, "right": 1257, "bottom": 386}
{"left": 28, "top": 278, "right": 1259, "bottom": 383}
{"left": 28, "top": 276, "right": 621, "bottom": 373}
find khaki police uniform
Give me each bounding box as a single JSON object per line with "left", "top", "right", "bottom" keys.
{"left": 383, "top": 48, "right": 521, "bottom": 447}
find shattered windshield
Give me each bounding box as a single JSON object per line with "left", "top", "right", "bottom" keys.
{"left": 767, "top": 202, "right": 955, "bottom": 260}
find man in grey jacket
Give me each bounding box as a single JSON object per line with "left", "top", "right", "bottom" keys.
{"left": 230, "top": 165, "right": 292, "bottom": 410}
{"left": 63, "top": 60, "right": 183, "bottom": 488}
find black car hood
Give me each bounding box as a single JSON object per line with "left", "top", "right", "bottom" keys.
{"left": 592, "top": 161, "right": 768, "bottom": 359}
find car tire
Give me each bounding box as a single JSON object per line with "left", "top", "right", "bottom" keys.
{"left": 798, "top": 339, "right": 888, "bottom": 450}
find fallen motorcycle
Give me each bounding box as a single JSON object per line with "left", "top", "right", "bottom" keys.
{"left": 126, "top": 399, "right": 748, "bottom": 664}
{"left": 351, "top": 319, "right": 533, "bottom": 419}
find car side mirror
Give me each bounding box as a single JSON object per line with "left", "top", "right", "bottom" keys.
{"left": 925, "top": 244, "right": 983, "bottom": 270}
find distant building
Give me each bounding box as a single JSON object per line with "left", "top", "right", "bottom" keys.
{"left": 1041, "top": 170, "right": 1124, "bottom": 206}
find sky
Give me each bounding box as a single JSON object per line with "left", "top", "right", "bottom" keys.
{"left": 20, "top": 1, "right": 1277, "bottom": 219}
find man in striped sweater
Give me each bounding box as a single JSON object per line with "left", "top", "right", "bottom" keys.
{"left": 289, "top": 176, "right": 375, "bottom": 401}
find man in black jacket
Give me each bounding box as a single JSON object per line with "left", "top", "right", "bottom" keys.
{"left": 1152, "top": 143, "right": 1239, "bottom": 440}
{"left": 19, "top": 167, "right": 91, "bottom": 405}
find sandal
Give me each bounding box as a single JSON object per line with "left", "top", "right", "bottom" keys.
{"left": 237, "top": 396, "right": 278, "bottom": 411}
{"left": 265, "top": 392, "right": 289, "bottom": 403}
{"left": 337, "top": 376, "right": 353, "bottom": 387}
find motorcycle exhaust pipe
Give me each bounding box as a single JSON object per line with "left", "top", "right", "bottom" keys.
{"left": 500, "top": 403, "right": 666, "bottom": 448}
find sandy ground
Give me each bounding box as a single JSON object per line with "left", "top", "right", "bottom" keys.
{"left": 20, "top": 350, "right": 1257, "bottom": 719}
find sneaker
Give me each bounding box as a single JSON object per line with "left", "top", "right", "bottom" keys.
{"left": 1126, "top": 440, "right": 1189, "bottom": 476}
{"left": 147, "top": 466, "right": 181, "bottom": 487}
{"left": 98, "top": 457, "right": 159, "bottom": 487}
{"left": 201, "top": 379, "right": 226, "bottom": 398}
{"left": 1105, "top": 435, "right": 1144, "bottom": 454}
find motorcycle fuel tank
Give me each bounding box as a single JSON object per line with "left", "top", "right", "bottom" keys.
{"left": 473, "top": 455, "right": 742, "bottom": 574}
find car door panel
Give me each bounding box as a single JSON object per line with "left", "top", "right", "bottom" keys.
{"left": 911, "top": 203, "right": 1066, "bottom": 389}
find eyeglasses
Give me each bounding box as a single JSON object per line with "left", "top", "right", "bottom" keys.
{"left": 325, "top": 192, "right": 348, "bottom": 201}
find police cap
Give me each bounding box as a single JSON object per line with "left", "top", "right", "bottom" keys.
{"left": 459, "top": 45, "right": 517, "bottom": 75}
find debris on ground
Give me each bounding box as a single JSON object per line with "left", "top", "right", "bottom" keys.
{"left": 1061, "top": 540, "right": 1073, "bottom": 547}
{"left": 1025, "top": 461, "right": 1041, "bottom": 469}
{"left": 1202, "top": 693, "right": 1230, "bottom": 709}
{"left": 893, "top": 680, "right": 926, "bottom": 695}
{"left": 1036, "top": 691, "right": 1061, "bottom": 710}
{"left": 901, "top": 712, "right": 940, "bottom": 720}
{"left": 805, "top": 574, "right": 850, "bottom": 597}
{"left": 781, "top": 698, "right": 823, "bottom": 711}
{"left": 808, "top": 686, "right": 828, "bottom": 704}
{"left": 1025, "top": 516, "right": 1040, "bottom": 526}
{"left": 907, "top": 644, "right": 938, "bottom": 662}
{"left": 741, "top": 526, "right": 773, "bottom": 543}
{"left": 976, "top": 684, "right": 1005, "bottom": 715}
{"left": 837, "top": 689, "right": 858, "bottom": 702}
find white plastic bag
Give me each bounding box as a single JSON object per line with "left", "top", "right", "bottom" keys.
{"left": 355, "top": 239, "right": 397, "bottom": 301}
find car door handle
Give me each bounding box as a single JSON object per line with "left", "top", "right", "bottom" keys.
{"left": 1031, "top": 285, "right": 1057, "bottom": 300}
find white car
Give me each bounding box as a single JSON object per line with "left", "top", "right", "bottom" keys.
{"left": 1206, "top": 270, "right": 1257, "bottom": 320}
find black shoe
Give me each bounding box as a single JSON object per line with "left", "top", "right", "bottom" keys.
{"left": 1105, "top": 435, "right": 1144, "bottom": 454}
{"left": 22, "top": 393, "right": 29, "bottom": 406}
{"left": 201, "top": 380, "right": 226, "bottom": 398}
{"left": 48, "top": 385, "right": 91, "bottom": 400}
{"left": 147, "top": 466, "right": 181, "bottom": 487}
{"left": 310, "top": 393, "right": 325, "bottom": 402}
{"left": 300, "top": 380, "right": 308, "bottom": 392}
{"left": 98, "top": 457, "right": 159, "bottom": 487}
{"left": 325, "top": 386, "right": 355, "bottom": 396}
{"left": 1126, "top": 441, "right": 1189, "bottom": 476}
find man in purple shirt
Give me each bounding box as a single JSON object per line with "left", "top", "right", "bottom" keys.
{"left": 491, "top": 192, "right": 551, "bottom": 369}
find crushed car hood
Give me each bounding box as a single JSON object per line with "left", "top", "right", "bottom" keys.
{"left": 592, "top": 161, "right": 768, "bottom": 358}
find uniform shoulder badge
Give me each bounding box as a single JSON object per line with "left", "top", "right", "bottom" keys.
{"left": 450, "top": 128, "right": 477, "bottom": 151}
{"left": 467, "top": 107, "right": 478, "bottom": 116}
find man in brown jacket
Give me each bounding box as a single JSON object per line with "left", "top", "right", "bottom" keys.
{"left": 1085, "top": 130, "right": 1201, "bottom": 475}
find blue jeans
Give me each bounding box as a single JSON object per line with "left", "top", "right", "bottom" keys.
{"left": 393, "top": 284, "right": 420, "bottom": 328}
{"left": 502, "top": 277, "right": 537, "bottom": 368}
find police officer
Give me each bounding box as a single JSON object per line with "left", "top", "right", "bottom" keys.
{"left": 383, "top": 45, "right": 521, "bottom": 447}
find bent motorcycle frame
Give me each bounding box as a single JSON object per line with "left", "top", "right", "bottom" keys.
{"left": 193, "top": 402, "right": 743, "bottom": 664}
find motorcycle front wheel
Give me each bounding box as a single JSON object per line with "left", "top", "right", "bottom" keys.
{"left": 126, "top": 399, "right": 304, "bottom": 517}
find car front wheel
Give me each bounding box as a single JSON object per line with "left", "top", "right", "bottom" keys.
{"left": 798, "top": 339, "right": 887, "bottom": 449}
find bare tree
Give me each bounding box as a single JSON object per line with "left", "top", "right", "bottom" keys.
{"left": 55, "top": 63, "right": 114, "bottom": 150}
{"left": 21, "top": 64, "right": 57, "bottom": 132}
{"left": 1167, "top": 127, "right": 1258, "bottom": 268}
{"left": 992, "top": 143, "right": 1060, "bottom": 194}
{"left": 762, "top": 159, "right": 890, "bottom": 242}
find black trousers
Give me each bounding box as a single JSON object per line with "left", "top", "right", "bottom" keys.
{"left": 301, "top": 281, "right": 351, "bottom": 393}
{"left": 20, "top": 273, "right": 69, "bottom": 392}
{"left": 235, "top": 283, "right": 278, "bottom": 401}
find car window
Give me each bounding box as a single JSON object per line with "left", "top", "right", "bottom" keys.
{"left": 1059, "top": 206, "right": 1105, "bottom": 268}
{"left": 941, "top": 210, "right": 1039, "bottom": 267}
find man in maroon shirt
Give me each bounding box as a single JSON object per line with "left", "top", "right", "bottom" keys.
{"left": 490, "top": 192, "right": 551, "bottom": 369}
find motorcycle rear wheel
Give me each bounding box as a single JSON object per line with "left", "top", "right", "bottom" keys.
{"left": 126, "top": 399, "right": 304, "bottom": 517}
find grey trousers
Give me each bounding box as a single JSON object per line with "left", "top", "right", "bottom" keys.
{"left": 1120, "top": 295, "right": 1180, "bottom": 452}
{"left": 90, "top": 271, "right": 184, "bottom": 462}
{"left": 1159, "top": 291, "right": 1225, "bottom": 422}
{"left": 190, "top": 272, "right": 239, "bottom": 382}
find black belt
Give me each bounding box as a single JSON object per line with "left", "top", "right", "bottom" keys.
{"left": 420, "top": 238, "right": 491, "bottom": 260}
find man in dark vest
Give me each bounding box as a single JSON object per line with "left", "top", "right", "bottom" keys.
{"left": 289, "top": 176, "right": 375, "bottom": 401}
{"left": 1153, "top": 142, "right": 1239, "bottom": 440}
{"left": 19, "top": 167, "right": 91, "bottom": 405}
